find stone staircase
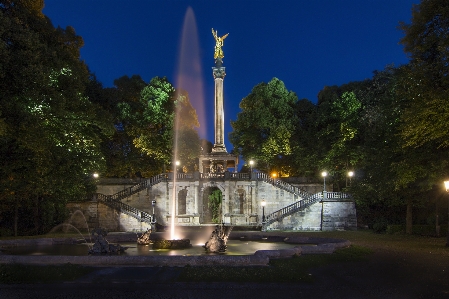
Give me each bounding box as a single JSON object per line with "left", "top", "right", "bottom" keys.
{"left": 95, "top": 172, "right": 351, "bottom": 229}
{"left": 255, "top": 172, "right": 351, "bottom": 230}
{"left": 95, "top": 174, "right": 168, "bottom": 225}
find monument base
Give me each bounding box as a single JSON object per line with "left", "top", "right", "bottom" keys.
{"left": 199, "top": 152, "right": 239, "bottom": 173}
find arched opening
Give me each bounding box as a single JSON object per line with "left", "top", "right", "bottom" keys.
{"left": 177, "top": 187, "right": 188, "bottom": 215}
{"left": 202, "top": 186, "right": 222, "bottom": 224}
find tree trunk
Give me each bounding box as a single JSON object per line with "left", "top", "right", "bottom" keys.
{"left": 14, "top": 195, "right": 18, "bottom": 237}
{"left": 34, "top": 195, "right": 40, "bottom": 235}
{"left": 406, "top": 200, "right": 413, "bottom": 235}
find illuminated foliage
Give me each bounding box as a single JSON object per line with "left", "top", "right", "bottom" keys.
{"left": 116, "top": 77, "right": 201, "bottom": 173}
{"left": 399, "top": 0, "right": 449, "bottom": 148}
{"left": 230, "top": 78, "right": 298, "bottom": 173}
{"left": 102, "top": 75, "right": 161, "bottom": 177}
{"left": 208, "top": 189, "right": 222, "bottom": 224}
{"left": 0, "top": 1, "right": 112, "bottom": 235}
{"left": 133, "top": 77, "right": 175, "bottom": 166}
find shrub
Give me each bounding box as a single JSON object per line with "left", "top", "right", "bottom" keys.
{"left": 386, "top": 225, "right": 404, "bottom": 234}
{"left": 372, "top": 219, "right": 388, "bottom": 233}
{"left": 386, "top": 224, "right": 447, "bottom": 237}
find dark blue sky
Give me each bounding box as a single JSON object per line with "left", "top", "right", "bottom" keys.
{"left": 43, "top": 0, "right": 417, "bottom": 150}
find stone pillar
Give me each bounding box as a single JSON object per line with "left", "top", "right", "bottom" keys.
{"left": 212, "top": 61, "right": 227, "bottom": 153}
{"left": 167, "top": 182, "right": 174, "bottom": 220}
{"left": 194, "top": 181, "right": 199, "bottom": 215}
{"left": 224, "top": 181, "right": 230, "bottom": 221}
{"left": 250, "top": 182, "right": 255, "bottom": 215}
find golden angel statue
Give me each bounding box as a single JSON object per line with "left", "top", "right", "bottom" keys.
{"left": 212, "top": 28, "right": 229, "bottom": 59}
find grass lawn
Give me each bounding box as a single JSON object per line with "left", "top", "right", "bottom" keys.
{"left": 0, "top": 263, "right": 93, "bottom": 284}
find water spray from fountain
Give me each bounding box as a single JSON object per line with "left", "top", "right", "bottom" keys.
{"left": 170, "top": 6, "right": 205, "bottom": 241}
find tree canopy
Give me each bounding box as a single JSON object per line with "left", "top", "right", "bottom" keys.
{"left": 230, "top": 78, "right": 298, "bottom": 174}
{"left": 2, "top": 0, "right": 448, "bottom": 236}
{"left": 0, "top": 0, "right": 113, "bottom": 235}
{"left": 399, "top": 0, "right": 449, "bottom": 148}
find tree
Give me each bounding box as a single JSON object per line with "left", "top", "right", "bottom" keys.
{"left": 348, "top": 67, "right": 409, "bottom": 228}
{"left": 0, "top": 1, "right": 112, "bottom": 235}
{"left": 289, "top": 98, "right": 318, "bottom": 177}
{"left": 173, "top": 89, "right": 201, "bottom": 172}
{"left": 396, "top": 0, "right": 449, "bottom": 232}
{"left": 312, "top": 81, "right": 367, "bottom": 189}
{"left": 100, "top": 75, "right": 159, "bottom": 177}
{"left": 398, "top": 0, "right": 449, "bottom": 148}
{"left": 230, "top": 78, "right": 298, "bottom": 174}
{"left": 127, "top": 77, "right": 201, "bottom": 173}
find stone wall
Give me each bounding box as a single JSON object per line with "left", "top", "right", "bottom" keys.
{"left": 267, "top": 202, "right": 322, "bottom": 231}
{"left": 322, "top": 200, "right": 357, "bottom": 231}
{"left": 66, "top": 201, "right": 152, "bottom": 232}
{"left": 65, "top": 177, "right": 356, "bottom": 232}
{"left": 265, "top": 199, "right": 357, "bottom": 231}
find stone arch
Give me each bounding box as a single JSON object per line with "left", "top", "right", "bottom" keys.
{"left": 201, "top": 186, "right": 222, "bottom": 224}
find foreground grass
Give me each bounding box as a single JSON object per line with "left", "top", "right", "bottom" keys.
{"left": 178, "top": 245, "right": 372, "bottom": 283}
{"left": 0, "top": 263, "right": 94, "bottom": 284}
{"left": 298, "top": 229, "right": 449, "bottom": 256}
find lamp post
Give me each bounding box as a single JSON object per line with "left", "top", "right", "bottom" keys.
{"left": 347, "top": 171, "right": 354, "bottom": 187}
{"left": 321, "top": 171, "right": 327, "bottom": 192}
{"left": 151, "top": 200, "right": 156, "bottom": 224}
{"left": 249, "top": 160, "right": 254, "bottom": 173}
{"left": 261, "top": 199, "right": 266, "bottom": 224}
{"left": 444, "top": 180, "right": 449, "bottom": 247}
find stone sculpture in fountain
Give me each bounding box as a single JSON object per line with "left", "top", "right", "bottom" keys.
{"left": 88, "top": 228, "right": 127, "bottom": 254}
{"left": 137, "top": 228, "right": 152, "bottom": 245}
{"left": 203, "top": 223, "right": 233, "bottom": 253}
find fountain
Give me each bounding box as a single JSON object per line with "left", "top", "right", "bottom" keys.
{"left": 154, "top": 6, "right": 204, "bottom": 250}
{"left": 49, "top": 209, "right": 93, "bottom": 242}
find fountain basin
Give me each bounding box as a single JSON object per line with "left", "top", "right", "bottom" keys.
{"left": 0, "top": 232, "right": 351, "bottom": 266}
{"left": 152, "top": 239, "right": 191, "bottom": 250}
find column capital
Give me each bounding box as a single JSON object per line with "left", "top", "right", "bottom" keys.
{"left": 213, "top": 66, "right": 226, "bottom": 79}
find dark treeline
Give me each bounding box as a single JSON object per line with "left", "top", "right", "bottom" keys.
{"left": 1, "top": 0, "right": 448, "bottom": 235}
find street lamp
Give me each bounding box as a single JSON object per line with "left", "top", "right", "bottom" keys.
{"left": 321, "top": 171, "right": 327, "bottom": 192}
{"left": 93, "top": 173, "right": 99, "bottom": 179}
{"left": 261, "top": 199, "right": 266, "bottom": 224}
{"left": 249, "top": 160, "right": 254, "bottom": 173}
{"left": 347, "top": 171, "right": 354, "bottom": 186}
{"left": 444, "top": 180, "right": 449, "bottom": 247}
{"left": 151, "top": 200, "right": 157, "bottom": 224}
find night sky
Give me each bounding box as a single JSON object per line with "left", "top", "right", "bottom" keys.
{"left": 43, "top": 0, "right": 417, "bottom": 151}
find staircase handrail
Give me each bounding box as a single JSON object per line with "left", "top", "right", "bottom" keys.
{"left": 255, "top": 172, "right": 312, "bottom": 199}
{"left": 262, "top": 193, "right": 323, "bottom": 227}
{"left": 108, "top": 173, "right": 168, "bottom": 202}
{"left": 96, "top": 193, "right": 153, "bottom": 224}
{"left": 262, "top": 191, "right": 352, "bottom": 228}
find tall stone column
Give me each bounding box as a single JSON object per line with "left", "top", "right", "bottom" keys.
{"left": 212, "top": 59, "right": 227, "bottom": 153}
